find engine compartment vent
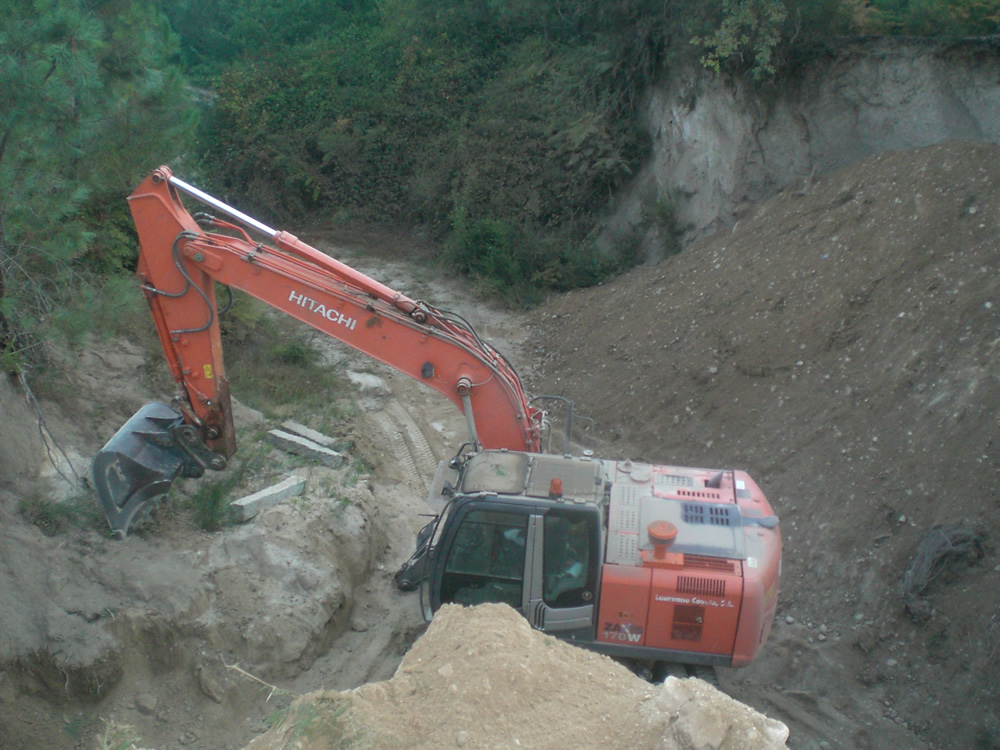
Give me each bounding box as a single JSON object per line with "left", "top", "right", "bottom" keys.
{"left": 677, "top": 575, "right": 726, "bottom": 598}
{"left": 678, "top": 489, "right": 722, "bottom": 500}
{"left": 682, "top": 502, "right": 738, "bottom": 527}
{"left": 671, "top": 604, "right": 705, "bottom": 642}
{"left": 683, "top": 555, "right": 737, "bottom": 574}
{"left": 656, "top": 474, "right": 694, "bottom": 488}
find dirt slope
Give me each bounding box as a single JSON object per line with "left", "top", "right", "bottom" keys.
{"left": 0, "top": 142, "right": 996, "bottom": 750}
{"left": 248, "top": 604, "right": 789, "bottom": 749}
{"left": 525, "top": 141, "right": 1000, "bottom": 748}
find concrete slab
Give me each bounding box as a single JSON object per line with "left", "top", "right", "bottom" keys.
{"left": 267, "top": 429, "right": 347, "bottom": 468}
{"left": 231, "top": 475, "right": 307, "bottom": 522}
{"left": 280, "top": 420, "right": 337, "bottom": 448}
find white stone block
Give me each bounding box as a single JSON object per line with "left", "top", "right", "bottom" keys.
{"left": 231, "top": 475, "right": 307, "bottom": 521}
{"left": 267, "top": 429, "right": 347, "bottom": 468}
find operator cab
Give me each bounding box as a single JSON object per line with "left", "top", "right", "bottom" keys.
{"left": 421, "top": 450, "right": 606, "bottom": 639}
{"left": 405, "top": 448, "right": 781, "bottom": 669}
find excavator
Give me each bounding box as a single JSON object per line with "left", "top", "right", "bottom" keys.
{"left": 93, "top": 167, "right": 781, "bottom": 671}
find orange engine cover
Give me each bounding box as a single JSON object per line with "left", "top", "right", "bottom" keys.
{"left": 644, "top": 561, "right": 742, "bottom": 654}
{"left": 597, "top": 561, "right": 743, "bottom": 656}
{"left": 599, "top": 460, "right": 781, "bottom": 666}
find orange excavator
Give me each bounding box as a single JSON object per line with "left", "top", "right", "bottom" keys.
{"left": 94, "top": 167, "right": 781, "bottom": 671}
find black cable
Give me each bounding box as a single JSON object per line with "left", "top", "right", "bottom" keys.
{"left": 169, "top": 230, "right": 215, "bottom": 335}
{"left": 141, "top": 232, "right": 197, "bottom": 298}
{"left": 218, "top": 284, "right": 234, "bottom": 317}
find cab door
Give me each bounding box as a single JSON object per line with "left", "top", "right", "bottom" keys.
{"left": 525, "top": 508, "right": 600, "bottom": 639}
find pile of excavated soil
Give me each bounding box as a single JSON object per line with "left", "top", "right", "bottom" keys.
{"left": 525, "top": 141, "right": 1000, "bottom": 748}
{"left": 247, "top": 603, "right": 789, "bottom": 750}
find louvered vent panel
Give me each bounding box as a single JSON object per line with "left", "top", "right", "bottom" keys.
{"left": 708, "top": 506, "right": 731, "bottom": 525}
{"left": 656, "top": 474, "right": 694, "bottom": 488}
{"left": 671, "top": 605, "right": 704, "bottom": 642}
{"left": 677, "top": 576, "right": 726, "bottom": 598}
{"left": 678, "top": 489, "right": 722, "bottom": 500}
{"left": 616, "top": 506, "right": 639, "bottom": 531}
{"left": 683, "top": 503, "right": 705, "bottom": 524}
{"left": 619, "top": 484, "right": 640, "bottom": 504}
{"left": 682, "top": 503, "right": 736, "bottom": 526}
{"left": 683, "top": 555, "right": 737, "bottom": 574}
{"left": 606, "top": 532, "right": 640, "bottom": 566}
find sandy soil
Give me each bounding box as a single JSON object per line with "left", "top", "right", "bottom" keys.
{"left": 0, "top": 141, "right": 996, "bottom": 749}
{"left": 247, "top": 604, "right": 788, "bottom": 750}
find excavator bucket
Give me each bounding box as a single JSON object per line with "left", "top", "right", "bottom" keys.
{"left": 92, "top": 402, "right": 194, "bottom": 539}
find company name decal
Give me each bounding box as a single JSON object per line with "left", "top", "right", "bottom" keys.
{"left": 655, "top": 595, "right": 734, "bottom": 608}
{"left": 289, "top": 290, "right": 357, "bottom": 330}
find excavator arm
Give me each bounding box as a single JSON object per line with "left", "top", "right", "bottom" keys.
{"left": 94, "top": 166, "right": 541, "bottom": 537}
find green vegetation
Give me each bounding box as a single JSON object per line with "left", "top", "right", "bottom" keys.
{"left": 184, "top": 438, "right": 270, "bottom": 532}
{"left": 19, "top": 492, "right": 106, "bottom": 536}
{"left": 188, "top": 0, "right": 685, "bottom": 303}
{"left": 268, "top": 695, "right": 365, "bottom": 746}
{"left": 2, "top": 0, "right": 997, "bottom": 366}
{"left": 218, "top": 293, "right": 346, "bottom": 415}
{"left": 0, "top": 0, "right": 197, "bottom": 372}
{"left": 693, "top": 0, "right": 789, "bottom": 80}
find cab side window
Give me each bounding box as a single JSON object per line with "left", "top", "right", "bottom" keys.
{"left": 543, "top": 511, "right": 594, "bottom": 607}
{"left": 441, "top": 510, "right": 527, "bottom": 610}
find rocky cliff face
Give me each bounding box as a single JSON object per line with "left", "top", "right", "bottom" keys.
{"left": 603, "top": 37, "right": 1000, "bottom": 260}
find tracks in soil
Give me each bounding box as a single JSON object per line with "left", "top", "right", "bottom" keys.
{"left": 281, "top": 384, "right": 447, "bottom": 700}
{"left": 370, "top": 401, "right": 438, "bottom": 497}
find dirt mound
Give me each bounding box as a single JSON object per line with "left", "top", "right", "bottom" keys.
{"left": 248, "top": 603, "right": 789, "bottom": 750}
{"left": 526, "top": 141, "right": 1000, "bottom": 747}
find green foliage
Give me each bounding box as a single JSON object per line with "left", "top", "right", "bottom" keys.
{"left": 0, "top": 0, "right": 198, "bottom": 371}
{"left": 186, "top": 475, "right": 235, "bottom": 532}
{"left": 193, "top": 0, "right": 681, "bottom": 300}
{"left": 269, "top": 695, "right": 363, "bottom": 746}
{"left": 443, "top": 205, "right": 623, "bottom": 307}
{"left": 184, "top": 440, "right": 269, "bottom": 532}
{"left": 858, "top": 0, "right": 1000, "bottom": 36}
{"left": 271, "top": 338, "right": 320, "bottom": 368}
{"left": 645, "top": 191, "right": 692, "bottom": 257}
{"left": 19, "top": 492, "right": 106, "bottom": 536}
{"left": 690, "top": 0, "right": 1000, "bottom": 81}
{"left": 692, "top": 0, "right": 789, "bottom": 80}
{"left": 157, "top": 0, "right": 377, "bottom": 83}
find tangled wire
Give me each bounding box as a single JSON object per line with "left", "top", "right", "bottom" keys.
{"left": 899, "top": 522, "right": 986, "bottom": 622}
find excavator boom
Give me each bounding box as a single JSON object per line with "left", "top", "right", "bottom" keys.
{"left": 95, "top": 167, "right": 541, "bottom": 537}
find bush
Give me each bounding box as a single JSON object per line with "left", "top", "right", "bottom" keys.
{"left": 442, "top": 206, "right": 625, "bottom": 306}
{"left": 218, "top": 296, "right": 343, "bottom": 415}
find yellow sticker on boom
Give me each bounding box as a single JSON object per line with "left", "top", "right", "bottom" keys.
{"left": 203, "top": 364, "right": 213, "bottom": 379}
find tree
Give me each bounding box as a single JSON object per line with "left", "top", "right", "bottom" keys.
{"left": 692, "top": 0, "right": 788, "bottom": 80}
{"left": 0, "top": 0, "right": 197, "bottom": 370}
